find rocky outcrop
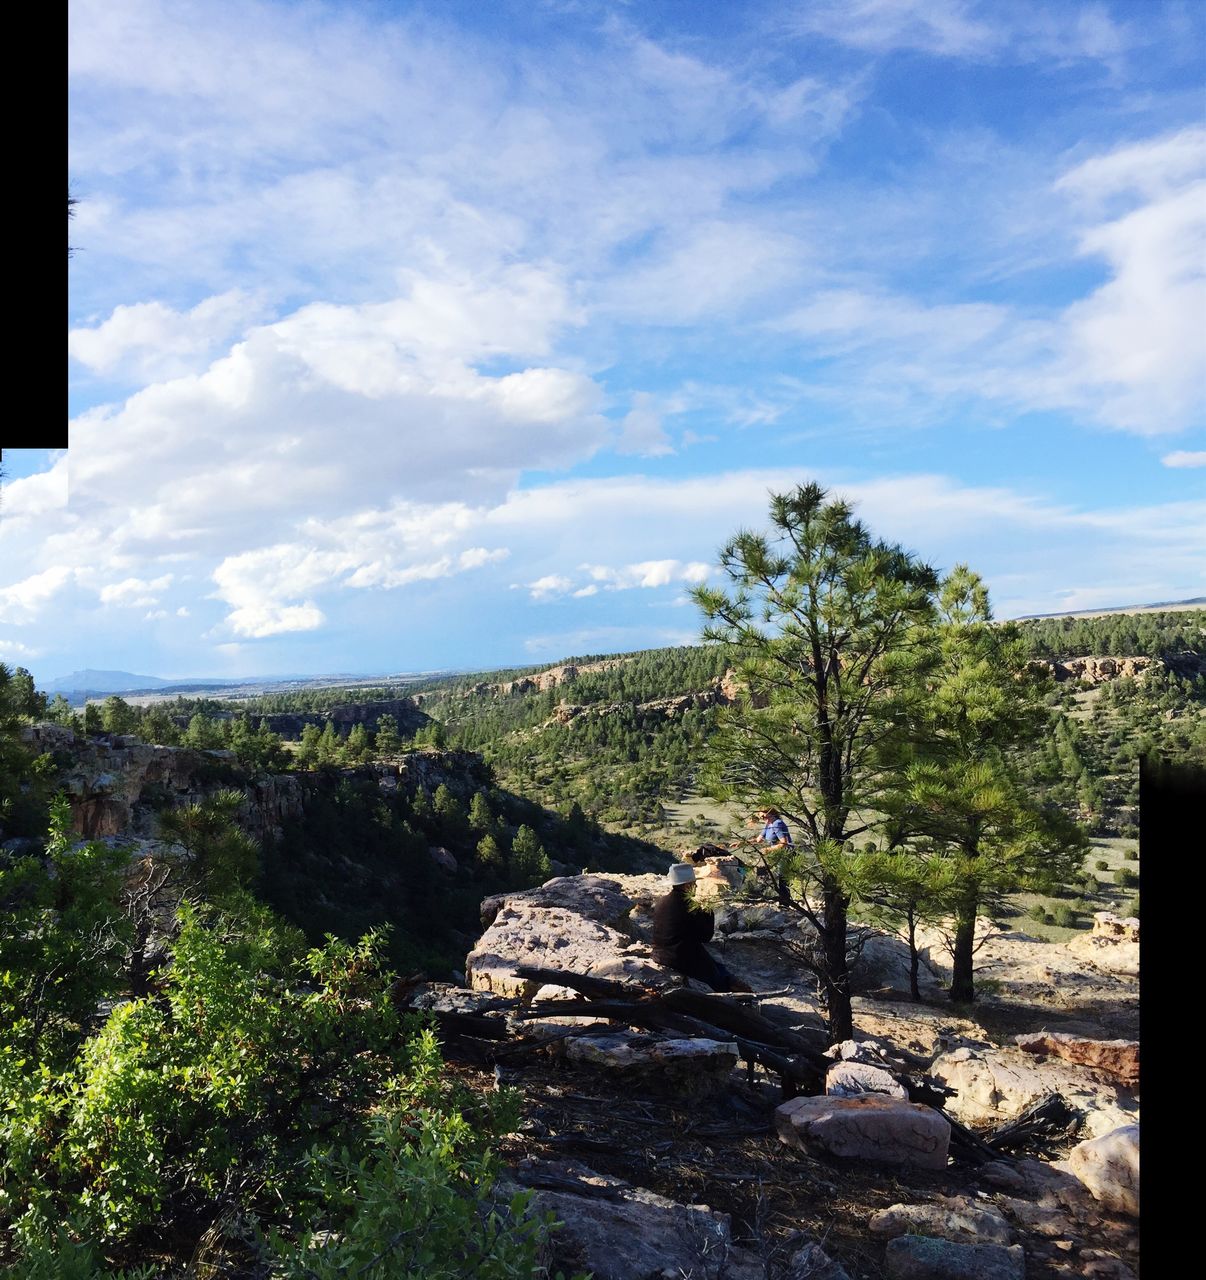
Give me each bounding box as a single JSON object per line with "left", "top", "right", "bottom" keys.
{"left": 775, "top": 1094, "right": 951, "bottom": 1170}
{"left": 1015, "top": 1033, "right": 1139, "bottom": 1089}
{"left": 1057, "top": 1125, "right": 1139, "bottom": 1218}
{"left": 1047, "top": 656, "right": 1157, "bottom": 684}
{"left": 930, "top": 1045, "right": 1138, "bottom": 1140}
{"left": 466, "top": 876, "right": 669, "bottom": 998}
{"left": 1065, "top": 912, "right": 1139, "bottom": 978}
{"left": 250, "top": 697, "right": 428, "bottom": 740}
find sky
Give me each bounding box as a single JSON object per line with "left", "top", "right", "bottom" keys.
{"left": 8, "top": 0, "right": 1206, "bottom": 682}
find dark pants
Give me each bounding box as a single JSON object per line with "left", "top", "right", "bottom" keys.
{"left": 657, "top": 946, "right": 737, "bottom": 993}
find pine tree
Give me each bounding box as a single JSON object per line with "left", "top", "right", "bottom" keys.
{"left": 296, "top": 723, "right": 322, "bottom": 769}
{"left": 375, "top": 713, "right": 402, "bottom": 757}
{"left": 468, "top": 790, "right": 496, "bottom": 835}
{"left": 101, "top": 695, "right": 139, "bottom": 736}
{"left": 511, "top": 824, "right": 550, "bottom": 887}
{"left": 475, "top": 833, "right": 503, "bottom": 870}
{"left": 908, "top": 566, "right": 1087, "bottom": 1002}
{"left": 693, "top": 482, "right": 938, "bottom": 1044}
{"left": 345, "top": 724, "right": 371, "bottom": 764}
{"left": 316, "top": 722, "right": 342, "bottom": 765}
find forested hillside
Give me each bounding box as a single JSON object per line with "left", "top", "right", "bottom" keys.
{"left": 400, "top": 610, "right": 1204, "bottom": 845}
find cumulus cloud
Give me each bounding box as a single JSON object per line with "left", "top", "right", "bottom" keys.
{"left": 0, "top": 567, "right": 76, "bottom": 625}
{"left": 0, "top": 637, "right": 42, "bottom": 660}
{"left": 1161, "top": 451, "right": 1206, "bottom": 469}
{"left": 583, "top": 560, "right": 712, "bottom": 590}
{"left": 99, "top": 574, "right": 174, "bottom": 607}
{"left": 69, "top": 290, "right": 269, "bottom": 382}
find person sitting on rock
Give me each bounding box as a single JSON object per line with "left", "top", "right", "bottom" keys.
{"left": 651, "top": 864, "right": 752, "bottom": 993}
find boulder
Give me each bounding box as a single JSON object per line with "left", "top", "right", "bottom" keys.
{"left": 504, "top": 1159, "right": 765, "bottom": 1280}
{"left": 1064, "top": 911, "right": 1139, "bottom": 979}
{"left": 883, "top": 1236, "right": 1025, "bottom": 1280}
{"left": 868, "top": 1196, "right": 1014, "bottom": 1245}
{"left": 465, "top": 899, "right": 667, "bottom": 998}
{"left": 826, "top": 1061, "right": 908, "bottom": 1101}
{"left": 479, "top": 874, "right": 635, "bottom": 930}
{"left": 564, "top": 1031, "right": 739, "bottom": 1096}
{"left": 427, "top": 845, "right": 457, "bottom": 874}
{"left": 1014, "top": 1033, "right": 1138, "bottom": 1089}
{"left": 1056, "top": 1125, "right": 1139, "bottom": 1218}
{"left": 775, "top": 1094, "right": 950, "bottom": 1170}
{"left": 930, "top": 1045, "right": 1138, "bottom": 1139}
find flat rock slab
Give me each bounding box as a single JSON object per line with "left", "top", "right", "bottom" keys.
{"left": 565, "top": 1031, "right": 739, "bottom": 1095}
{"left": 775, "top": 1094, "right": 951, "bottom": 1170}
{"left": 479, "top": 875, "right": 635, "bottom": 930}
{"left": 869, "top": 1196, "right": 1014, "bottom": 1245}
{"left": 826, "top": 1060, "right": 907, "bottom": 1100}
{"left": 884, "top": 1236, "right": 1025, "bottom": 1280}
{"left": 466, "top": 901, "right": 667, "bottom": 998}
{"left": 1015, "top": 1032, "right": 1139, "bottom": 1089}
{"left": 1056, "top": 1124, "right": 1139, "bottom": 1218}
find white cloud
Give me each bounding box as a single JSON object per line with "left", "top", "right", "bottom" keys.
{"left": 0, "top": 637, "right": 42, "bottom": 660}
{"left": 69, "top": 290, "right": 268, "bottom": 382}
{"left": 99, "top": 573, "right": 173, "bottom": 607}
{"left": 1161, "top": 451, "right": 1206, "bottom": 469}
{"left": 786, "top": 0, "right": 1130, "bottom": 65}
{"left": 0, "top": 567, "right": 76, "bottom": 625}
{"left": 521, "top": 575, "right": 574, "bottom": 601}
{"left": 582, "top": 559, "right": 712, "bottom": 590}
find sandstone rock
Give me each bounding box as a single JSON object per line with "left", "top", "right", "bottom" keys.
{"left": 775, "top": 1094, "right": 950, "bottom": 1170}
{"left": 930, "top": 1045, "right": 1138, "bottom": 1139}
{"left": 504, "top": 1159, "right": 764, "bottom": 1280}
{"left": 564, "top": 1031, "right": 739, "bottom": 1095}
{"left": 883, "top": 1235, "right": 1024, "bottom": 1280}
{"left": 466, "top": 899, "right": 667, "bottom": 999}
{"left": 1057, "top": 1125, "right": 1139, "bottom": 1217}
{"left": 826, "top": 1061, "right": 907, "bottom": 1101}
{"left": 868, "top": 1196, "right": 1014, "bottom": 1245}
{"left": 1048, "top": 656, "right": 1156, "bottom": 685}
{"left": 1014, "top": 1033, "right": 1138, "bottom": 1089}
{"left": 690, "top": 855, "right": 745, "bottom": 898}
{"left": 1090, "top": 913, "right": 1139, "bottom": 943}
{"left": 479, "top": 875, "right": 635, "bottom": 930}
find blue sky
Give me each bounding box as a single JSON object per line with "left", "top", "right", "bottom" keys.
{"left": 7, "top": 0, "right": 1206, "bottom": 682}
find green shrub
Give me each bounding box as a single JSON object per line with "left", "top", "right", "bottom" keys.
{"left": 2, "top": 905, "right": 546, "bottom": 1273}
{"left": 1094, "top": 859, "right": 1109, "bottom": 871}
{"left": 1123, "top": 849, "right": 1138, "bottom": 861}
{"left": 1124, "top": 894, "right": 1139, "bottom": 919}
{"left": 1114, "top": 867, "right": 1139, "bottom": 888}
{"left": 1027, "top": 902, "right": 1049, "bottom": 923}
{"left": 1051, "top": 904, "right": 1078, "bottom": 929}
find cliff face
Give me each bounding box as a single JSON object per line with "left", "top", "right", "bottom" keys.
{"left": 19, "top": 724, "right": 489, "bottom": 845}
{"left": 251, "top": 697, "right": 429, "bottom": 740}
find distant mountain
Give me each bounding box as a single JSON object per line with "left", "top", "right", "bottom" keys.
{"left": 1013, "top": 596, "right": 1205, "bottom": 621}
{"left": 45, "top": 669, "right": 236, "bottom": 694}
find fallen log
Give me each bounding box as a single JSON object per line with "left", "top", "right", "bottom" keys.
{"left": 986, "top": 1093, "right": 1077, "bottom": 1153}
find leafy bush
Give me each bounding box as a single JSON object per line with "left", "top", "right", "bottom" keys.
{"left": 1027, "top": 902, "right": 1049, "bottom": 923}
{"left": 2, "top": 906, "right": 545, "bottom": 1273}
{"left": 1051, "top": 904, "right": 1078, "bottom": 929}
{"left": 1123, "top": 849, "right": 1138, "bottom": 861}
{"left": 1114, "top": 867, "right": 1139, "bottom": 888}
{"left": 1124, "top": 894, "right": 1139, "bottom": 919}
{"left": 1094, "top": 858, "right": 1109, "bottom": 871}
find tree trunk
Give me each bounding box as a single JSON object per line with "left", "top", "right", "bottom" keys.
{"left": 906, "top": 905, "right": 920, "bottom": 1002}
{"left": 949, "top": 893, "right": 978, "bottom": 1003}
{"left": 820, "top": 884, "right": 853, "bottom": 1043}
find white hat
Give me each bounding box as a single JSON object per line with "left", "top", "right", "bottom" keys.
{"left": 667, "top": 863, "right": 696, "bottom": 887}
